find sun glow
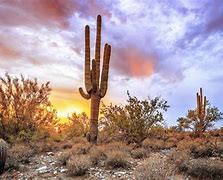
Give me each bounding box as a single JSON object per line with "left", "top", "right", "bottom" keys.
{"left": 57, "top": 107, "right": 83, "bottom": 118}
{"left": 50, "top": 88, "right": 90, "bottom": 123}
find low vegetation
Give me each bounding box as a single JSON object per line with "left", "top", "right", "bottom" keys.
{"left": 0, "top": 74, "right": 222, "bottom": 179}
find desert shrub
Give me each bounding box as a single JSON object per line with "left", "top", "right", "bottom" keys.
{"left": 70, "top": 142, "right": 92, "bottom": 155}
{"left": 57, "top": 150, "right": 71, "bottom": 166}
{"left": 60, "top": 140, "right": 73, "bottom": 150}
{"left": 71, "top": 137, "right": 88, "bottom": 144}
{"left": 179, "top": 158, "right": 223, "bottom": 179}
{"left": 0, "top": 73, "right": 58, "bottom": 142}
{"left": 100, "top": 92, "right": 169, "bottom": 144}
{"left": 103, "top": 141, "right": 132, "bottom": 153}
{"left": 63, "top": 112, "right": 90, "bottom": 138}
{"left": 6, "top": 143, "right": 34, "bottom": 170}
{"left": 168, "top": 149, "right": 190, "bottom": 168}
{"left": 190, "top": 143, "right": 222, "bottom": 158}
{"left": 135, "top": 153, "right": 174, "bottom": 180}
{"left": 177, "top": 139, "right": 203, "bottom": 150}
{"left": 130, "top": 148, "right": 148, "bottom": 159}
{"left": 105, "top": 150, "right": 131, "bottom": 169}
{"left": 89, "top": 146, "right": 107, "bottom": 165}
{"left": 67, "top": 155, "right": 90, "bottom": 176}
{"left": 142, "top": 138, "right": 165, "bottom": 151}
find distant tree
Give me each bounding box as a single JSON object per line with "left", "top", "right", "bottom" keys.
{"left": 177, "top": 102, "right": 223, "bottom": 136}
{"left": 65, "top": 112, "right": 90, "bottom": 138}
{"left": 100, "top": 91, "right": 169, "bottom": 144}
{"left": 0, "top": 73, "right": 57, "bottom": 141}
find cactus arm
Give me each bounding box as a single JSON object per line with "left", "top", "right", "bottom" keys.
{"left": 95, "top": 15, "right": 101, "bottom": 89}
{"left": 79, "top": 87, "right": 91, "bottom": 100}
{"left": 91, "top": 59, "right": 97, "bottom": 92}
{"left": 100, "top": 44, "right": 111, "bottom": 98}
{"left": 85, "top": 25, "right": 92, "bottom": 93}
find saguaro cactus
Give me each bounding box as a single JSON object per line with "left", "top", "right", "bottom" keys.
{"left": 196, "top": 87, "right": 206, "bottom": 136}
{"left": 79, "top": 15, "right": 111, "bottom": 143}
{"left": 0, "top": 139, "right": 7, "bottom": 175}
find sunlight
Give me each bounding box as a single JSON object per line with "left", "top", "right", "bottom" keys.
{"left": 57, "top": 107, "right": 82, "bottom": 118}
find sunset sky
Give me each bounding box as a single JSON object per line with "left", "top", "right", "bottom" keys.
{"left": 0, "top": 0, "right": 222, "bottom": 126}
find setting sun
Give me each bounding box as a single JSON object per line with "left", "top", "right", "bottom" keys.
{"left": 57, "top": 107, "right": 82, "bottom": 118}
{"left": 50, "top": 88, "right": 90, "bottom": 122}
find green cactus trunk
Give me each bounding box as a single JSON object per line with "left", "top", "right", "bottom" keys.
{"left": 79, "top": 15, "right": 111, "bottom": 144}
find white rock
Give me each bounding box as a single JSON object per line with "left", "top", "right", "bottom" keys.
{"left": 36, "top": 166, "right": 50, "bottom": 173}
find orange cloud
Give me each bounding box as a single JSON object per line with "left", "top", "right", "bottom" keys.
{"left": 0, "top": 42, "right": 22, "bottom": 60}
{"left": 113, "top": 47, "right": 155, "bottom": 77}
{"left": 0, "top": 0, "right": 77, "bottom": 28}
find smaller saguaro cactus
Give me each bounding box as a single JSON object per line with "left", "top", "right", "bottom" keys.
{"left": 196, "top": 87, "right": 206, "bottom": 136}
{"left": 0, "top": 139, "right": 7, "bottom": 175}
{"left": 79, "top": 15, "right": 111, "bottom": 143}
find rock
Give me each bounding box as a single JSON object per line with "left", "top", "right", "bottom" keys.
{"left": 36, "top": 166, "right": 50, "bottom": 174}
{"left": 47, "top": 152, "right": 54, "bottom": 156}
{"left": 60, "top": 168, "right": 68, "bottom": 173}
{"left": 114, "top": 171, "right": 127, "bottom": 177}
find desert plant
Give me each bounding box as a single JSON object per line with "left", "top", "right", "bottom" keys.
{"left": 67, "top": 155, "right": 90, "bottom": 176}
{"left": 130, "top": 148, "right": 148, "bottom": 159}
{"left": 89, "top": 146, "right": 107, "bottom": 165}
{"left": 177, "top": 88, "right": 223, "bottom": 137}
{"left": 79, "top": 15, "right": 112, "bottom": 144}
{"left": 105, "top": 150, "right": 130, "bottom": 169}
{"left": 135, "top": 153, "right": 174, "bottom": 179}
{"left": 101, "top": 92, "right": 169, "bottom": 144}
{"left": 64, "top": 112, "right": 89, "bottom": 138}
{"left": 57, "top": 150, "right": 71, "bottom": 166}
{"left": 0, "top": 73, "right": 58, "bottom": 141}
{"left": 0, "top": 139, "right": 7, "bottom": 174}
{"left": 179, "top": 158, "right": 223, "bottom": 179}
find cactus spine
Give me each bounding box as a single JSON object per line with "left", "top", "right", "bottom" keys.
{"left": 0, "top": 139, "right": 7, "bottom": 175}
{"left": 79, "top": 15, "right": 111, "bottom": 144}
{"left": 196, "top": 88, "right": 206, "bottom": 136}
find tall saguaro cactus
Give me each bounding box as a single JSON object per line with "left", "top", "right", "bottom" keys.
{"left": 196, "top": 87, "right": 206, "bottom": 136}
{"left": 79, "top": 15, "right": 111, "bottom": 143}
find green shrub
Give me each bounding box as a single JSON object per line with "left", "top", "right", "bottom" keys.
{"left": 101, "top": 92, "right": 169, "bottom": 144}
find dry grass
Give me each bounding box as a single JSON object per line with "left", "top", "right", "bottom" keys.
{"left": 167, "top": 149, "right": 190, "bottom": 168}
{"left": 135, "top": 153, "right": 175, "bottom": 180}
{"left": 142, "top": 138, "right": 165, "bottom": 151}
{"left": 6, "top": 143, "right": 35, "bottom": 170}
{"left": 103, "top": 141, "right": 133, "bottom": 153}
{"left": 70, "top": 142, "right": 92, "bottom": 155}
{"left": 71, "top": 137, "right": 88, "bottom": 144}
{"left": 130, "top": 148, "right": 148, "bottom": 159}
{"left": 89, "top": 146, "right": 107, "bottom": 165}
{"left": 57, "top": 150, "right": 71, "bottom": 166}
{"left": 179, "top": 158, "right": 223, "bottom": 179}
{"left": 105, "top": 150, "right": 131, "bottom": 169}
{"left": 67, "top": 155, "right": 90, "bottom": 176}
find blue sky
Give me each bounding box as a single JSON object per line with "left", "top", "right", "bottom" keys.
{"left": 0, "top": 0, "right": 222, "bottom": 127}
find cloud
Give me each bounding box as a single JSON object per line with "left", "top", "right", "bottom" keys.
{"left": 0, "top": 0, "right": 222, "bottom": 127}
{"left": 112, "top": 46, "right": 155, "bottom": 77}
{"left": 0, "top": 0, "right": 77, "bottom": 28}
{"left": 176, "top": 0, "right": 223, "bottom": 48}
